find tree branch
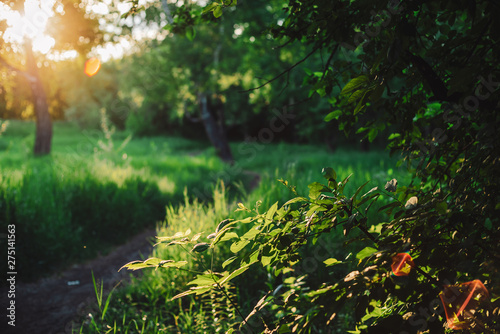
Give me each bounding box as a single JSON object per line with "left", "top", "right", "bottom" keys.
{"left": 0, "top": 54, "right": 35, "bottom": 82}
{"left": 241, "top": 46, "right": 320, "bottom": 92}
{"left": 320, "top": 44, "right": 339, "bottom": 81}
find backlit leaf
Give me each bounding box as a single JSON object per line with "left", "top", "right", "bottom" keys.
{"left": 355, "top": 247, "right": 378, "bottom": 260}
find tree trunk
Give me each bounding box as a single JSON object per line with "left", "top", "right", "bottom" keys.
{"left": 199, "top": 93, "right": 234, "bottom": 164}
{"left": 25, "top": 39, "right": 52, "bottom": 156}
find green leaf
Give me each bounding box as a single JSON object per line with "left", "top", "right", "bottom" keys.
{"left": 322, "top": 167, "right": 337, "bottom": 181}
{"left": 278, "top": 324, "right": 291, "bottom": 333}
{"left": 324, "top": 110, "right": 342, "bottom": 122}
{"left": 351, "top": 180, "right": 371, "bottom": 202}
{"left": 261, "top": 253, "right": 275, "bottom": 266}
{"left": 353, "top": 90, "right": 370, "bottom": 115}
{"left": 219, "top": 231, "right": 239, "bottom": 242}
{"left": 218, "top": 261, "right": 257, "bottom": 286}
{"left": 362, "top": 187, "right": 378, "bottom": 198}
{"left": 202, "top": 2, "right": 219, "bottom": 15}
{"left": 216, "top": 219, "right": 232, "bottom": 233}
{"left": 341, "top": 75, "right": 369, "bottom": 95}
{"left": 435, "top": 201, "right": 448, "bottom": 214}
{"left": 213, "top": 5, "right": 223, "bottom": 18}
{"left": 266, "top": 201, "right": 279, "bottom": 221}
{"left": 185, "top": 26, "right": 196, "bottom": 41}
{"left": 308, "top": 182, "right": 329, "bottom": 199}
{"left": 155, "top": 228, "right": 191, "bottom": 242}
{"left": 355, "top": 247, "right": 378, "bottom": 260}
{"left": 119, "top": 258, "right": 187, "bottom": 271}
{"left": 230, "top": 239, "right": 250, "bottom": 253}
{"left": 242, "top": 227, "right": 261, "bottom": 240}
{"left": 236, "top": 202, "right": 250, "bottom": 211}
{"left": 165, "top": 239, "right": 189, "bottom": 246}
{"left": 283, "top": 197, "right": 308, "bottom": 206}
{"left": 368, "top": 128, "right": 378, "bottom": 142}
{"left": 171, "top": 286, "right": 211, "bottom": 300}
{"left": 212, "top": 223, "right": 237, "bottom": 245}
{"left": 119, "top": 257, "right": 161, "bottom": 271}
{"left": 222, "top": 256, "right": 237, "bottom": 268}
{"left": 192, "top": 243, "right": 210, "bottom": 253}
{"left": 338, "top": 173, "right": 352, "bottom": 192}
{"left": 358, "top": 192, "right": 380, "bottom": 208}
{"left": 188, "top": 274, "right": 218, "bottom": 286}
{"left": 324, "top": 258, "right": 342, "bottom": 267}
{"left": 388, "top": 133, "right": 400, "bottom": 140}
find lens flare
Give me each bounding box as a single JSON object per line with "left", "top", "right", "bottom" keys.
{"left": 85, "top": 57, "right": 101, "bottom": 77}
{"left": 391, "top": 253, "right": 414, "bottom": 276}
{"left": 439, "top": 280, "right": 489, "bottom": 330}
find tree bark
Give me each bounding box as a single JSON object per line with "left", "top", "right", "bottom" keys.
{"left": 199, "top": 93, "right": 234, "bottom": 164}
{"left": 25, "top": 39, "right": 52, "bottom": 156}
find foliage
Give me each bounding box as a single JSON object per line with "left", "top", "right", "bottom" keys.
{"left": 120, "top": 0, "right": 500, "bottom": 332}
{"left": 122, "top": 168, "right": 499, "bottom": 333}
{"left": 115, "top": 0, "right": 344, "bottom": 145}
{"left": 79, "top": 184, "right": 241, "bottom": 333}
{"left": 79, "top": 138, "right": 407, "bottom": 333}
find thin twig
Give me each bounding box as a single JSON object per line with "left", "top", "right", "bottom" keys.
{"left": 241, "top": 46, "right": 320, "bottom": 92}
{"left": 320, "top": 44, "right": 339, "bottom": 81}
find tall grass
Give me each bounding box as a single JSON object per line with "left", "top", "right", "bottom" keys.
{"left": 78, "top": 184, "right": 239, "bottom": 333}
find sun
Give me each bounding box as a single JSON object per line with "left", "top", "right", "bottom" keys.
{"left": 0, "top": 0, "right": 57, "bottom": 54}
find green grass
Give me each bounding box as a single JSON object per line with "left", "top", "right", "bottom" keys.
{"left": 0, "top": 121, "right": 241, "bottom": 282}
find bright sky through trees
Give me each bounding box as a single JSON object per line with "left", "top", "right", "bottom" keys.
{"left": 0, "top": 0, "right": 136, "bottom": 61}
{"left": 0, "top": 0, "right": 56, "bottom": 54}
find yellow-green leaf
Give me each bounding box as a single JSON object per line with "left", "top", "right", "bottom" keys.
{"left": 324, "top": 258, "right": 342, "bottom": 267}
{"left": 341, "top": 75, "right": 369, "bottom": 95}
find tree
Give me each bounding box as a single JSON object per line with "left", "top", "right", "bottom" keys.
{"left": 123, "top": 0, "right": 500, "bottom": 332}
{"left": 118, "top": 0, "right": 329, "bottom": 161}
{"left": 0, "top": 0, "right": 102, "bottom": 155}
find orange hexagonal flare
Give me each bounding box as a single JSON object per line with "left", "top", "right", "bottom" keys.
{"left": 439, "top": 280, "right": 489, "bottom": 330}
{"left": 391, "top": 253, "right": 414, "bottom": 276}
{"left": 85, "top": 57, "right": 101, "bottom": 77}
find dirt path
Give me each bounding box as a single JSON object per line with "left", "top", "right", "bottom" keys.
{"left": 0, "top": 228, "right": 157, "bottom": 334}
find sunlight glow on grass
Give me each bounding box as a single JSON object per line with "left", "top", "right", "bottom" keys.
{"left": 90, "top": 159, "right": 175, "bottom": 194}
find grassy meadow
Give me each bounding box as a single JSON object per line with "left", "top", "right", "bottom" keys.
{"left": 0, "top": 121, "right": 229, "bottom": 281}
{"left": 0, "top": 121, "right": 411, "bottom": 332}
